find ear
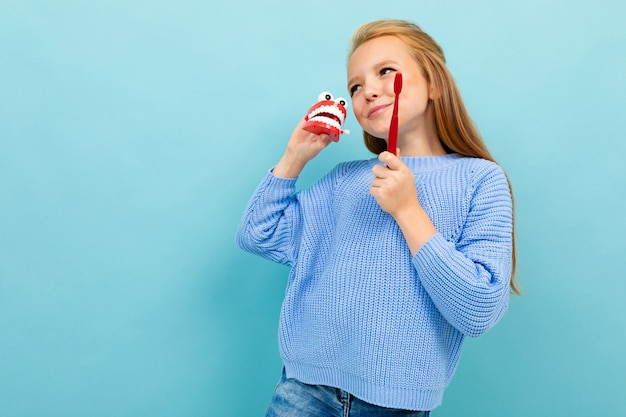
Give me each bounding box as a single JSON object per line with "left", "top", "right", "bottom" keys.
{"left": 428, "top": 83, "right": 438, "bottom": 100}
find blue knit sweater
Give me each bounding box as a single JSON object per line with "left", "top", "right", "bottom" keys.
{"left": 236, "top": 153, "right": 513, "bottom": 411}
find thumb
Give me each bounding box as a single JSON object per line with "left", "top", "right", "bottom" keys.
{"left": 380, "top": 148, "right": 404, "bottom": 170}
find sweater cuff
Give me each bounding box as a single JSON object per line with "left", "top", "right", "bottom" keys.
{"left": 412, "top": 233, "right": 470, "bottom": 326}
{"left": 412, "top": 233, "right": 463, "bottom": 282}
{"left": 261, "top": 168, "right": 298, "bottom": 193}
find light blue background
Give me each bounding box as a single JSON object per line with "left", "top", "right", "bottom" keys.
{"left": 1, "top": 1, "right": 625, "bottom": 416}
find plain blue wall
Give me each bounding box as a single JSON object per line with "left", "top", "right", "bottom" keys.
{"left": 1, "top": 0, "right": 625, "bottom": 416}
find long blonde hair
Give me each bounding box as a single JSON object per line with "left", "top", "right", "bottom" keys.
{"left": 349, "top": 19, "right": 521, "bottom": 295}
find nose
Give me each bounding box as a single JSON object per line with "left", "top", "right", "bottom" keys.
{"left": 364, "top": 89, "right": 379, "bottom": 101}
{"left": 363, "top": 82, "right": 381, "bottom": 101}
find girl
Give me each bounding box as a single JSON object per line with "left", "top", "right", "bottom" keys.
{"left": 236, "top": 19, "right": 519, "bottom": 416}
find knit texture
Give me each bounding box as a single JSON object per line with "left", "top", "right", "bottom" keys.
{"left": 236, "top": 153, "right": 513, "bottom": 411}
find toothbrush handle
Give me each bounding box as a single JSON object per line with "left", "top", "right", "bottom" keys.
{"left": 388, "top": 97, "right": 399, "bottom": 155}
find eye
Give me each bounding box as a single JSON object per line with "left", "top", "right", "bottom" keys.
{"left": 318, "top": 91, "right": 333, "bottom": 101}
{"left": 380, "top": 67, "right": 395, "bottom": 76}
{"left": 349, "top": 85, "right": 361, "bottom": 97}
{"left": 334, "top": 97, "right": 348, "bottom": 109}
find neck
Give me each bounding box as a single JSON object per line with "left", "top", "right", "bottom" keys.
{"left": 395, "top": 102, "right": 445, "bottom": 157}
{"left": 397, "top": 136, "right": 446, "bottom": 156}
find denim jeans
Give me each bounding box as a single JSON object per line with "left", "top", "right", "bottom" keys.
{"left": 265, "top": 369, "right": 431, "bottom": 417}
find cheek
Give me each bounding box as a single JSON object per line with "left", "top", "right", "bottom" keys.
{"left": 402, "top": 90, "right": 429, "bottom": 114}
{"left": 353, "top": 110, "right": 371, "bottom": 131}
{"left": 351, "top": 103, "right": 364, "bottom": 122}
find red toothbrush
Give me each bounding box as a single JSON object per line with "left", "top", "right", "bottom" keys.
{"left": 388, "top": 72, "right": 402, "bottom": 155}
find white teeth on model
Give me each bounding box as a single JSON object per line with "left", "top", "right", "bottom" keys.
{"left": 309, "top": 105, "right": 345, "bottom": 125}
{"left": 309, "top": 116, "right": 341, "bottom": 129}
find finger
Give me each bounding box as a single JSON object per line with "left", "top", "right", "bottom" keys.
{"left": 299, "top": 128, "right": 329, "bottom": 145}
{"left": 371, "top": 177, "right": 384, "bottom": 188}
{"left": 372, "top": 163, "right": 390, "bottom": 179}
{"left": 378, "top": 150, "right": 403, "bottom": 171}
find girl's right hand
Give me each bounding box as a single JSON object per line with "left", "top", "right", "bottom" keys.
{"left": 273, "top": 118, "right": 332, "bottom": 178}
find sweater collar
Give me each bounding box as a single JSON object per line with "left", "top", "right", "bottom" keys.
{"left": 396, "top": 152, "right": 464, "bottom": 173}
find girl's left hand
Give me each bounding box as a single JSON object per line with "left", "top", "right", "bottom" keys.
{"left": 370, "top": 149, "right": 421, "bottom": 218}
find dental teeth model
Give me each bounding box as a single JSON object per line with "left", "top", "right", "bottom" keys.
{"left": 302, "top": 91, "right": 350, "bottom": 142}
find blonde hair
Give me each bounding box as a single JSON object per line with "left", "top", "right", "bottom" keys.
{"left": 348, "top": 19, "right": 520, "bottom": 295}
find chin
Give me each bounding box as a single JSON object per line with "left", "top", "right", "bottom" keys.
{"left": 364, "top": 129, "right": 388, "bottom": 141}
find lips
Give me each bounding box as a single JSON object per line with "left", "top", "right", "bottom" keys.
{"left": 367, "top": 104, "right": 391, "bottom": 119}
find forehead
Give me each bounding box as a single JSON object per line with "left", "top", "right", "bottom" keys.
{"left": 348, "top": 36, "right": 412, "bottom": 71}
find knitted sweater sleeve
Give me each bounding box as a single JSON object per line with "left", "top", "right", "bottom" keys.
{"left": 413, "top": 162, "right": 513, "bottom": 338}
{"left": 235, "top": 164, "right": 344, "bottom": 266}
{"left": 235, "top": 171, "right": 301, "bottom": 266}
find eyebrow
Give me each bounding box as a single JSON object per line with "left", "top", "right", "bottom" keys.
{"left": 347, "top": 59, "right": 401, "bottom": 88}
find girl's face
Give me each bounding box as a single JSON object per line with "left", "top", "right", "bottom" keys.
{"left": 347, "top": 36, "right": 435, "bottom": 147}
